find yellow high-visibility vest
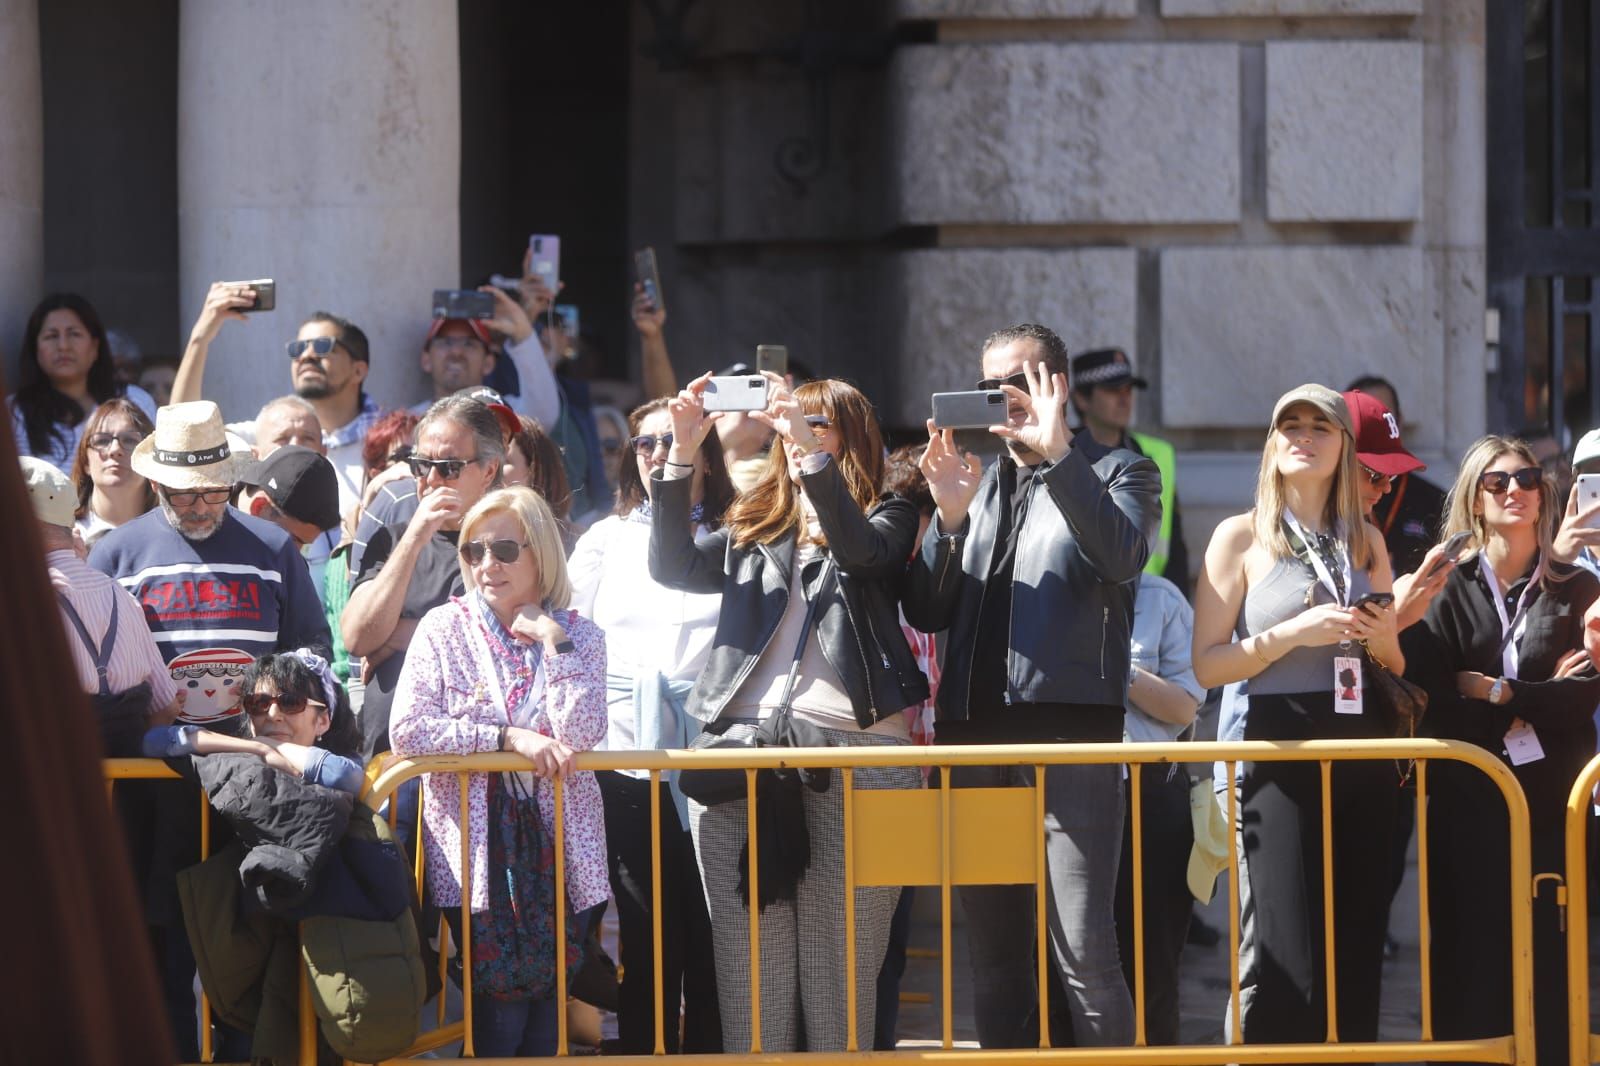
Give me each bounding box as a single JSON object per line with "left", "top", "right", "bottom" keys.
{"left": 1131, "top": 431, "right": 1176, "bottom": 577}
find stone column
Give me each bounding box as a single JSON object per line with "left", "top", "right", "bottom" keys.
{"left": 0, "top": 0, "right": 43, "bottom": 387}
{"left": 177, "top": 0, "right": 460, "bottom": 420}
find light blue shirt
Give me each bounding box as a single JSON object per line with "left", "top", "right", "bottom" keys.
{"left": 1123, "top": 574, "right": 1207, "bottom": 743}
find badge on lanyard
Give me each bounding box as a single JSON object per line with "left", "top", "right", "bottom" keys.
{"left": 1479, "top": 555, "right": 1544, "bottom": 763}
{"left": 1283, "top": 515, "right": 1362, "bottom": 713}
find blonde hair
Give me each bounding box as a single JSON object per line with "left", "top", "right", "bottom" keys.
{"left": 1441, "top": 436, "right": 1561, "bottom": 585}
{"left": 458, "top": 486, "right": 573, "bottom": 610}
{"left": 1250, "top": 402, "right": 1377, "bottom": 572}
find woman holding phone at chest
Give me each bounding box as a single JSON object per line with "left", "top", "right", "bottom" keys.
{"left": 1192, "top": 385, "right": 1403, "bottom": 1056}
{"left": 650, "top": 370, "right": 929, "bottom": 1054}
{"left": 1401, "top": 437, "right": 1600, "bottom": 1065}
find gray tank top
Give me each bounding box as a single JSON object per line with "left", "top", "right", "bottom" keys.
{"left": 1237, "top": 556, "right": 1372, "bottom": 696}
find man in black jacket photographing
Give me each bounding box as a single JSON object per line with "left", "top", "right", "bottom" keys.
{"left": 904, "top": 323, "right": 1161, "bottom": 1049}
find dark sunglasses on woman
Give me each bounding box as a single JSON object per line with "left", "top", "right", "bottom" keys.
{"left": 1478, "top": 467, "right": 1541, "bottom": 495}
{"left": 630, "top": 432, "right": 674, "bottom": 456}
{"left": 459, "top": 538, "right": 531, "bottom": 566}
{"left": 241, "top": 691, "right": 326, "bottom": 717}
{"left": 1360, "top": 466, "right": 1393, "bottom": 488}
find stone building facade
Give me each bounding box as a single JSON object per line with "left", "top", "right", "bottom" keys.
{"left": 3, "top": 0, "right": 1586, "bottom": 581}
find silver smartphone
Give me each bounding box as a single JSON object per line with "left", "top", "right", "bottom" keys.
{"left": 1425, "top": 529, "right": 1475, "bottom": 578}
{"left": 931, "top": 390, "right": 1008, "bottom": 429}
{"left": 1578, "top": 473, "right": 1600, "bottom": 528}
{"left": 702, "top": 374, "right": 769, "bottom": 412}
{"left": 756, "top": 344, "right": 788, "bottom": 377}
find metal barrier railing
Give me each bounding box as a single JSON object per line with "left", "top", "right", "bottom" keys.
{"left": 109, "top": 738, "right": 1536, "bottom": 1065}
{"left": 1564, "top": 752, "right": 1600, "bottom": 1066}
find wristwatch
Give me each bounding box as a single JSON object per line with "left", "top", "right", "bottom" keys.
{"left": 1487, "top": 676, "right": 1506, "bottom": 704}
{"left": 553, "top": 639, "right": 575, "bottom": 655}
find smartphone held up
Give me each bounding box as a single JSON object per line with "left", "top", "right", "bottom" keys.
{"left": 226, "top": 279, "right": 275, "bottom": 312}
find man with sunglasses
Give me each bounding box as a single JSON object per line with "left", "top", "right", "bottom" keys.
{"left": 342, "top": 394, "right": 507, "bottom": 761}
{"left": 903, "top": 323, "right": 1159, "bottom": 1051}
{"left": 89, "top": 401, "right": 332, "bottom": 730}
{"left": 172, "top": 282, "right": 382, "bottom": 517}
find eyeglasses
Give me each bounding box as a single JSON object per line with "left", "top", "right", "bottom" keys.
{"left": 459, "top": 538, "right": 531, "bottom": 566}
{"left": 285, "top": 336, "right": 342, "bottom": 361}
{"left": 407, "top": 455, "right": 471, "bottom": 480}
{"left": 163, "top": 487, "right": 232, "bottom": 507}
{"left": 87, "top": 431, "right": 143, "bottom": 453}
{"left": 1360, "top": 466, "right": 1393, "bottom": 488}
{"left": 630, "top": 432, "right": 673, "bottom": 456}
{"left": 1479, "top": 467, "right": 1542, "bottom": 495}
{"left": 428, "top": 335, "right": 487, "bottom": 353}
{"left": 976, "top": 371, "right": 1030, "bottom": 393}
{"left": 241, "top": 691, "right": 326, "bottom": 718}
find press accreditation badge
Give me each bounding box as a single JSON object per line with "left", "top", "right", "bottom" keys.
{"left": 1504, "top": 722, "right": 1546, "bottom": 766}
{"left": 1333, "top": 656, "right": 1364, "bottom": 715}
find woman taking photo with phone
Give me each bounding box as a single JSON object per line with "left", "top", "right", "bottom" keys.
{"left": 10, "top": 293, "right": 158, "bottom": 472}
{"left": 1401, "top": 437, "right": 1599, "bottom": 1066}
{"left": 1192, "top": 384, "right": 1402, "bottom": 1053}
{"left": 651, "top": 372, "right": 928, "bottom": 1054}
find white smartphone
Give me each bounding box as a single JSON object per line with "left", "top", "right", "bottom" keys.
{"left": 702, "top": 374, "right": 769, "bottom": 412}
{"left": 529, "top": 234, "right": 560, "bottom": 293}
{"left": 1577, "top": 473, "right": 1600, "bottom": 527}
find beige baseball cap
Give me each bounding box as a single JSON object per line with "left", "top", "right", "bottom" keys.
{"left": 1269, "top": 383, "right": 1352, "bottom": 436}
{"left": 20, "top": 456, "right": 76, "bottom": 527}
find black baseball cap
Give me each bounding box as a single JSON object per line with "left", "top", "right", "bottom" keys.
{"left": 1071, "top": 348, "right": 1148, "bottom": 391}
{"left": 239, "top": 445, "right": 341, "bottom": 532}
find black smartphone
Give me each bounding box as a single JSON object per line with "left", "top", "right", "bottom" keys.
{"left": 756, "top": 344, "right": 788, "bottom": 377}
{"left": 1424, "top": 530, "right": 1474, "bottom": 578}
{"left": 1351, "top": 592, "right": 1395, "bottom": 613}
{"left": 233, "top": 279, "right": 275, "bottom": 312}
{"left": 432, "top": 289, "right": 495, "bottom": 320}
{"left": 634, "top": 247, "right": 664, "bottom": 312}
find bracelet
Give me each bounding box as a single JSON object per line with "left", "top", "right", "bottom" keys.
{"left": 497, "top": 725, "right": 508, "bottom": 752}
{"left": 663, "top": 460, "right": 695, "bottom": 470}
{"left": 1250, "top": 637, "right": 1273, "bottom": 666}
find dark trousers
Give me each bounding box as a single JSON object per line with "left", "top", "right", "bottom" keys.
{"left": 875, "top": 886, "right": 917, "bottom": 1049}
{"left": 598, "top": 770, "right": 720, "bottom": 1053}
{"left": 1240, "top": 693, "right": 1396, "bottom": 1061}
{"left": 1114, "top": 765, "right": 1194, "bottom": 1046}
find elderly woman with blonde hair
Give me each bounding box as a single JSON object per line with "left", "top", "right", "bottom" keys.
{"left": 390, "top": 485, "right": 609, "bottom": 1057}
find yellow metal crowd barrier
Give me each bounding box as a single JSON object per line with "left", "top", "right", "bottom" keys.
{"left": 1565, "top": 752, "right": 1600, "bottom": 1066}
{"left": 108, "top": 738, "right": 1536, "bottom": 1065}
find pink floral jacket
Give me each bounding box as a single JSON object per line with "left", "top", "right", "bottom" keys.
{"left": 390, "top": 597, "right": 611, "bottom": 914}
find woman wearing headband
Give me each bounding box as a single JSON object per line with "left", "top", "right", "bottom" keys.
{"left": 1192, "top": 384, "right": 1403, "bottom": 1052}
{"left": 1403, "top": 436, "right": 1600, "bottom": 1065}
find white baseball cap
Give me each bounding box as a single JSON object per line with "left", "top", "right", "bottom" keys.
{"left": 20, "top": 456, "right": 76, "bottom": 527}
{"left": 1574, "top": 428, "right": 1600, "bottom": 468}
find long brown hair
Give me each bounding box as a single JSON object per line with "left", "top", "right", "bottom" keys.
{"left": 613, "top": 397, "right": 736, "bottom": 527}
{"left": 508, "top": 414, "right": 574, "bottom": 521}
{"left": 1441, "top": 435, "right": 1566, "bottom": 587}
{"left": 1250, "top": 400, "right": 1378, "bottom": 572}
{"left": 69, "top": 397, "right": 157, "bottom": 522}
{"left": 724, "top": 379, "right": 885, "bottom": 548}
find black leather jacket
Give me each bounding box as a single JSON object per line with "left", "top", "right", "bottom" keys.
{"left": 649, "top": 460, "right": 929, "bottom": 729}
{"left": 902, "top": 438, "right": 1161, "bottom": 719}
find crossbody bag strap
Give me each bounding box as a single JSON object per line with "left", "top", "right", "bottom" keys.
{"left": 773, "top": 557, "right": 831, "bottom": 722}
{"left": 56, "top": 592, "right": 117, "bottom": 697}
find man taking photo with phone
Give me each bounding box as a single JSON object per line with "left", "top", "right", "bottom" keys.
{"left": 903, "top": 323, "right": 1159, "bottom": 1051}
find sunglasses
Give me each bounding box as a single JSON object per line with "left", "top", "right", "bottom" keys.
{"left": 87, "top": 431, "right": 143, "bottom": 453}
{"left": 976, "top": 371, "right": 1030, "bottom": 392}
{"left": 1360, "top": 466, "right": 1393, "bottom": 488}
{"left": 285, "top": 336, "right": 342, "bottom": 361}
{"left": 1479, "top": 467, "right": 1542, "bottom": 495}
{"left": 428, "top": 334, "right": 487, "bottom": 353}
{"left": 630, "top": 432, "right": 674, "bottom": 456}
{"left": 803, "top": 415, "right": 833, "bottom": 432}
{"left": 459, "top": 538, "right": 531, "bottom": 566}
{"left": 407, "top": 455, "right": 472, "bottom": 480}
{"left": 242, "top": 691, "right": 326, "bottom": 718}
{"left": 163, "top": 487, "right": 232, "bottom": 507}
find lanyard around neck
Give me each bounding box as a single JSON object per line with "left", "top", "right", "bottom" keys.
{"left": 1478, "top": 553, "right": 1541, "bottom": 680}
{"left": 1283, "top": 511, "right": 1351, "bottom": 607}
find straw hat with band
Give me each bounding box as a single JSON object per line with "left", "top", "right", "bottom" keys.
{"left": 130, "top": 401, "right": 251, "bottom": 489}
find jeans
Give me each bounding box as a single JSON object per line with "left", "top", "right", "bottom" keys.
{"left": 473, "top": 993, "right": 560, "bottom": 1057}
{"left": 954, "top": 761, "right": 1134, "bottom": 1049}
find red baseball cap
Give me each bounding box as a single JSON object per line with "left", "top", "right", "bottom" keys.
{"left": 1342, "top": 389, "right": 1425, "bottom": 477}
{"left": 425, "top": 316, "right": 493, "bottom": 348}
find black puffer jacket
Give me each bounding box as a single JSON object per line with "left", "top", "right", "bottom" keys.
{"left": 184, "top": 752, "right": 355, "bottom": 913}
{"left": 649, "top": 459, "right": 929, "bottom": 729}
